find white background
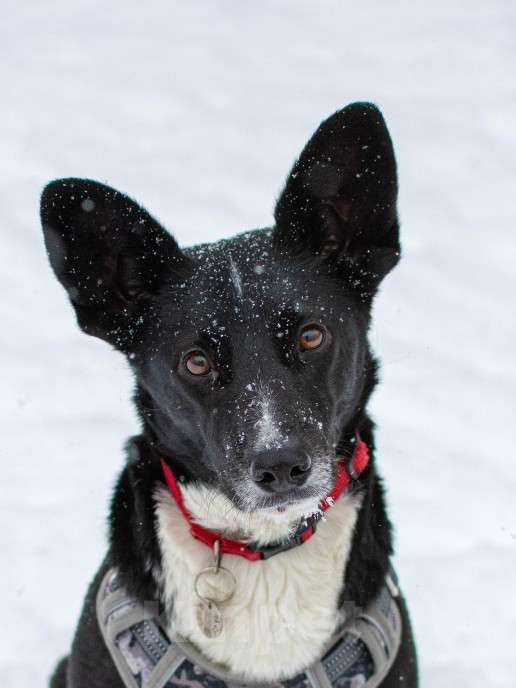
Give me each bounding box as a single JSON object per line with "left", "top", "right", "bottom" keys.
{"left": 1, "top": 1, "right": 515, "bottom": 685}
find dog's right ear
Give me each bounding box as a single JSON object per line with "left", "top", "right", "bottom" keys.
{"left": 40, "top": 178, "right": 190, "bottom": 350}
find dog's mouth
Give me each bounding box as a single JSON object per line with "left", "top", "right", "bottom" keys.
{"left": 250, "top": 486, "right": 328, "bottom": 517}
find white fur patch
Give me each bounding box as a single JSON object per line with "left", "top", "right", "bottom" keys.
{"left": 229, "top": 256, "right": 243, "bottom": 299}
{"left": 155, "top": 483, "right": 360, "bottom": 682}
{"left": 254, "top": 390, "right": 286, "bottom": 451}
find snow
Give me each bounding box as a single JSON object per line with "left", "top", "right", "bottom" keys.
{"left": 1, "top": 1, "right": 515, "bottom": 685}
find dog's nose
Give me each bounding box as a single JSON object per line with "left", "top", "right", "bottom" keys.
{"left": 250, "top": 447, "right": 312, "bottom": 494}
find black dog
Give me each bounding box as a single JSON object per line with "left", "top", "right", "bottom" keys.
{"left": 42, "top": 102, "right": 418, "bottom": 688}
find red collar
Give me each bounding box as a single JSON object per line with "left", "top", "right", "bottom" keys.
{"left": 160, "top": 437, "right": 369, "bottom": 561}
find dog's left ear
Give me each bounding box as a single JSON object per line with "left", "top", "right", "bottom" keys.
{"left": 274, "top": 102, "right": 399, "bottom": 292}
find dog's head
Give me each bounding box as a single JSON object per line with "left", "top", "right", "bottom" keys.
{"left": 40, "top": 102, "right": 399, "bottom": 515}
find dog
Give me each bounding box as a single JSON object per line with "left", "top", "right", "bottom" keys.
{"left": 42, "top": 102, "right": 418, "bottom": 688}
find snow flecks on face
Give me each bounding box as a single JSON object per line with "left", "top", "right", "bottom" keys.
{"left": 229, "top": 255, "right": 243, "bottom": 300}
{"left": 253, "top": 388, "right": 286, "bottom": 451}
{"left": 80, "top": 198, "right": 95, "bottom": 212}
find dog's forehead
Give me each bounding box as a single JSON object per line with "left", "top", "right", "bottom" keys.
{"left": 180, "top": 230, "right": 333, "bottom": 324}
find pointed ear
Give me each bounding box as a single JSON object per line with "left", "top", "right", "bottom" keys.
{"left": 274, "top": 102, "right": 400, "bottom": 291}
{"left": 40, "top": 178, "right": 190, "bottom": 349}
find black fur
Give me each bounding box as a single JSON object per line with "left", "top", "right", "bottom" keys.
{"left": 42, "top": 102, "right": 418, "bottom": 687}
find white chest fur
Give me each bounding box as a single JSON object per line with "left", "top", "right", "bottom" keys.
{"left": 154, "top": 485, "right": 360, "bottom": 682}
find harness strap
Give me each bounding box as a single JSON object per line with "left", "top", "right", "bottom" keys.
{"left": 96, "top": 568, "right": 402, "bottom": 688}
{"left": 146, "top": 645, "right": 185, "bottom": 688}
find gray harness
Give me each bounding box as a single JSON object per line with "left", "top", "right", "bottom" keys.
{"left": 96, "top": 568, "right": 402, "bottom": 688}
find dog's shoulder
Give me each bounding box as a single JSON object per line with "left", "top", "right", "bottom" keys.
{"left": 63, "top": 560, "right": 125, "bottom": 687}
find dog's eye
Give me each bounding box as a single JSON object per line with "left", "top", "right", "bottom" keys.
{"left": 185, "top": 351, "right": 211, "bottom": 376}
{"left": 299, "top": 325, "right": 325, "bottom": 351}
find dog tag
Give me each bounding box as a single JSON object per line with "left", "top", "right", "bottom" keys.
{"left": 194, "top": 540, "right": 237, "bottom": 638}
{"left": 195, "top": 565, "right": 237, "bottom": 603}
{"left": 196, "top": 599, "right": 224, "bottom": 638}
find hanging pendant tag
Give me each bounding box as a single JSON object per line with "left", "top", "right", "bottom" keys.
{"left": 195, "top": 540, "right": 236, "bottom": 638}
{"left": 196, "top": 598, "right": 224, "bottom": 638}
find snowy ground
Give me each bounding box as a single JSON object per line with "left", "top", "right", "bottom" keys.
{"left": 1, "top": 1, "right": 515, "bottom": 685}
